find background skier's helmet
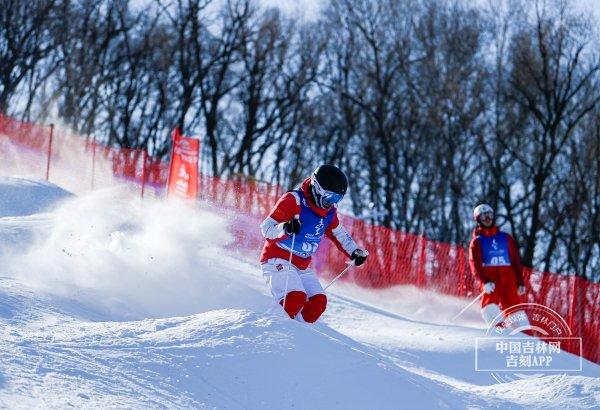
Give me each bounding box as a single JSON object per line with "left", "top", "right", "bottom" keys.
{"left": 473, "top": 204, "right": 494, "bottom": 223}
{"left": 310, "top": 164, "right": 348, "bottom": 208}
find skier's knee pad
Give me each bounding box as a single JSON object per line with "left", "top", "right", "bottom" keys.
{"left": 280, "top": 291, "right": 307, "bottom": 319}
{"left": 301, "top": 294, "right": 327, "bottom": 323}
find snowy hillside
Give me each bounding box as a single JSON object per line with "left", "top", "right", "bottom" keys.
{"left": 0, "top": 177, "right": 598, "bottom": 409}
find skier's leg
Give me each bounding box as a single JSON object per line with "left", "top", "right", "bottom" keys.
{"left": 481, "top": 286, "right": 503, "bottom": 327}
{"left": 500, "top": 276, "right": 531, "bottom": 330}
{"left": 280, "top": 291, "right": 307, "bottom": 318}
{"left": 301, "top": 294, "right": 327, "bottom": 323}
{"left": 298, "top": 268, "right": 327, "bottom": 323}
{"left": 481, "top": 303, "right": 503, "bottom": 327}
{"left": 499, "top": 274, "right": 520, "bottom": 310}
{"left": 261, "top": 258, "right": 307, "bottom": 318}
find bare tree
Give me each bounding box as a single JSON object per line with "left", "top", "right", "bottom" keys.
{"left": 102, "top": 4, "right": 164, "bottom": 149}
{"left": 0, "top": 0, "right": 59, "bottom": 114}
{"left": 505, "top": 0, "right": 600, "bottom": 267}
{"left": 224, "top": 7, "right": 298, "bottom": 176}
{"left": 198, "top": 0, "right": 249, "bottom": 176}
{"left": 412, "top": 0, "right": 487, "bottom": 243}
{"left": 559, "top": 111, "right": 600, "bottom": 279}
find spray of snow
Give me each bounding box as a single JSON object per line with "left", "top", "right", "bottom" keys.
{"left": 3, "top": 186, "right": 270, "bottom": 320}
{"left": 332, "top": 282, "right": 486, "bottom": 328}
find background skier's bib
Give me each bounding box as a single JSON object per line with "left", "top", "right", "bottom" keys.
{"left": 276, "top": 190, "right": 334, "bottom": 258}
{"left": 479, "top": 232, "right": 511, "bottom": 267}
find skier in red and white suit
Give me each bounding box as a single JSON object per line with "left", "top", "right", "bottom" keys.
{"left": 260, "top": 164, "right": 368, "bottom": 323}
{"left": 469, "top": 204, "right": 527, "bottom": 327}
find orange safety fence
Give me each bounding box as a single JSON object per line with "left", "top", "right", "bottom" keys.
{"left": 0, "top": 113, "right": 598, "bottom": 364}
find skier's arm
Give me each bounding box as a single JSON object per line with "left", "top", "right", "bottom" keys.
{"left": 468, "top": 239, "right": 491, "bottom": 284}
{"left": 507, "top": 234, "right": 524, "bottom": 286}
{"left": 260, "top": 192, "right": 301, "bottom": 240}
{"left": 325, "top": 214, "right": 359, "bottom": 258}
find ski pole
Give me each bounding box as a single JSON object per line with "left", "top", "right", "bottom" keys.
{"left": 282, "top": 215, "right": 299, "bottom": 313}
{"left": 323, "top": 261, "right": 354, "bottom": 291}
{"left": 451, "top": 291, "right": 485, "bottom": 322}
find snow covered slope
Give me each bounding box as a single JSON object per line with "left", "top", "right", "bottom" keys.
{"left": 0, "top": 177, "right": 72, "bottom": 218}
{"left": 0, "top": 177, "right": 598, "bottom": 409}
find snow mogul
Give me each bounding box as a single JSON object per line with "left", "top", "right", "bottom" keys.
{"left": 468, "top": 204, "right": 528, "bottom": 327}
{"left": 259, "top": 164, "right": 368, "bottom": 323}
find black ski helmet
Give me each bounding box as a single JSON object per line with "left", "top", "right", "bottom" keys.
{"left": 310, "top": 164, "right": 348, "bottom": 208}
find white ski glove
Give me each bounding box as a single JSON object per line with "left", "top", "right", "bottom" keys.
{"left": 518, "top": 285, "right": 526, "bottom": 296}
{"left": 483, "top": 282, "right": 495, "bottom": 294}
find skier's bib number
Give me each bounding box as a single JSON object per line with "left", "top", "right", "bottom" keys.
{"left": 479, "top": 233, "right": 511, "bottom": 267}
{"left": 302, "top": 242, "right": 319, "bottom": 254}
{"left": 488, "top": 256, "right": 509, "bottom": 266}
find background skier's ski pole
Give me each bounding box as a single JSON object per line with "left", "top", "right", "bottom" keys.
{"left": 451, "top": 291, "right": 485, "bottom": 321}
{"left": 323, "top": 262, "right": 354, "bottom": 291}
{"left": 281, "top": 215, "right": 299, "bottom": 312}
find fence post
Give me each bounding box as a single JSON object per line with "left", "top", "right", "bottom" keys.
{"left": 459, "top": 249, "right": 467, "bottom": 296}
{"left": 417, "top": 235, "right": 427, "bottom": 288}
{"left": 568, "top": 275, "right": 578, "bottom": 336}
{"left": 165, "top": 128, "right": 178, "bottom": 198}
{"left": 197, "top": 174, "right": 203, "bottom": 201}
{"left": 141, "top": 149, "right": 148, "bottom": 199}
{"left": 91, "top": 137, "right": 96, "bottom": 190}
{"left": 567, "top": 275, "right": 581, "bottom": 356}
{"left": 45, "top": 124, "right": 54, "bottom": 181}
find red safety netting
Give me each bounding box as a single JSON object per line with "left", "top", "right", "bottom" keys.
{"left": 0, "top": 114, "right": 52, "bottom": 179}
{"left": 0, "top": 113, "right": 598, "bottom": 364}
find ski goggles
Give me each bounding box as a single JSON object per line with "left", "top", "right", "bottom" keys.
{"left": 311, "top": 176, "right": 344, "bottom": 208}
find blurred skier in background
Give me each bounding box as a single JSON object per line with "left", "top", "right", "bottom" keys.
{"left": 469, "top": 204, "right": 528, "bottom": 327}
{"left": 259, "top": 164, "right": 368, "bottom": 323}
